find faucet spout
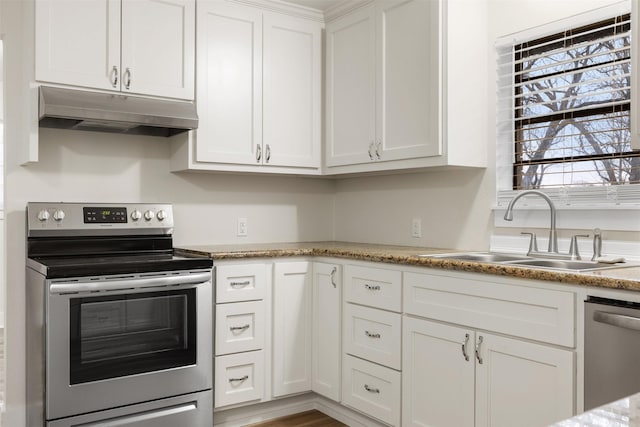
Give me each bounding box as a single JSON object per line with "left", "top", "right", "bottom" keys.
{"left": 503, "top": 190, "right": 558, "bottom": 253}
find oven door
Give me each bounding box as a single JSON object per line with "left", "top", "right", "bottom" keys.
{"left": 46, "top": 270, "right": 212, "bottom": 421}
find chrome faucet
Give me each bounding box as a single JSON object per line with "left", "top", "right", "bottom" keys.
{"left": 503, "top": 190, "right": 558, "bottom": 254}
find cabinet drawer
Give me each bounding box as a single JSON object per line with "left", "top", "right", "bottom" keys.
{"left": 344, "top": 265, "right": 402, "bottom": 312}
{"left": 344, "top": 304, "right": 401, "bottom": 370}
{"left": 342, "top": 355, "right": 401, "bottom": 426}
{"left": 215, "top": 301, "right": 265, "bottom": 356}
{"left": 404, "top": 272, "right": 575, "bottom": 347}
{"left": 216, "top": 263, "right": 266, "bottom": 303}
{"left": 215, "top": 350, "right": 264, "bottom": 408}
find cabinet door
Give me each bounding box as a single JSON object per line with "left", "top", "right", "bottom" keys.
{"left": 402, "top": 316, "right": 475, "bottom": 427}
{"left": 376, "top": 0, "right": 441, "bottom": 161}
{"left": 121, "top": 0, "right": 195, "bottom": 99}
{"left": 35, "top": 0, "right": 121, "bottom": 90}
{"left": 272, "top": 261, "right": 312, "bottom": 397}
{"left": 195, "top": 1, "right": 262, "bottom": 165}
{"left": 311, "top": 263, "right": 341, "bottom": 402}
{"left": 325, "top": 4, "right": 376, "bottom": 167}
{"left": 263, "top": 13, "right": 321, "bottom": 169}
{"left": 475, "top": 333, "right": 574, "bottom": 427}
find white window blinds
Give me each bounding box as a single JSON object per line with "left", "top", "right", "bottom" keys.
{"left": 496, "top": 3, "right": 640, "bottom": 208}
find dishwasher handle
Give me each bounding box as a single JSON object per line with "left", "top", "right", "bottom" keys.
{"left": 593, "top": 310, "right": 640, "bottom": 332}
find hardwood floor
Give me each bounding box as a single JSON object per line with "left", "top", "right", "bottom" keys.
{"left": 246, "top": 410, "right": 347, "bottom": 427}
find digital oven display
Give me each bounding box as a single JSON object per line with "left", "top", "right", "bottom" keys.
{"left": 83, "top": 207, "right": 127, "bottom": 223}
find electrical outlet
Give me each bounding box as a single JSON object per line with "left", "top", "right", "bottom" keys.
{"left": 411, "top": 218, "right": 422, "bottom": 238}
{"left": 237, "top": 217, "right": 248, "bottom": 237}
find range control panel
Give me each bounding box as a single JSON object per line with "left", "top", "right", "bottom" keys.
{"left": 27, "top": 202, "right": 174, "bottom": 237}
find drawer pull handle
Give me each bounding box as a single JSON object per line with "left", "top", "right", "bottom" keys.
{"left": 365, "top": 330, "right": 381, "bottom": 339}
{"left": 364, "top": 384, "right": 380, "bottom": 394}
{"left": 230, "top": 280, "right": 251, "bottom": 287}
{"left": 230, "top": 324, "right": 250, "bottom": 332}
{"left": 461, "top": 333, "right": 470, "bottom": 361}
{"left": 364, "top": 284, "right": 381, "bottom": 291}
{"left": 229, "top": 375, "right": 249, "bottom": 383}
{"left": 475, "top": 335, "right": 484, "bottom": 365}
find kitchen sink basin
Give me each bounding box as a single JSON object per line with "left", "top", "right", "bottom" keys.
{"left": 424, "top": 252, "right": 532, "bottom": 263}
{"left": 507, "top": 259, "right": 628, "bottom": 272}
{"left": 423, "top": 252, "right": 635, "bottom": 272}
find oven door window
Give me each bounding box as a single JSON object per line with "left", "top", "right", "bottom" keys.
{"left": 69, "top": 289, "right": 196, "bottom": 384}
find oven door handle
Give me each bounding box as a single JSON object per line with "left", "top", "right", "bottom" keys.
{"left": 50, "top": 271, "right": 211, "bottom": 294}
{"left": 76, "top": 401, "right": 198, "bottom": 427}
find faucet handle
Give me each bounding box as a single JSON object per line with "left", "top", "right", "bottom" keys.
{"left": 591, "top": 228, "right": 602, "bottom": 261}
{"left": 569, "top": 234, "right": 589, "bottom": 260}
{"left": 520, "top": 232, "right": 538, "bottom": 255}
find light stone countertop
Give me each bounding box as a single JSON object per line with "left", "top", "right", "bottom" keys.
{"left": 551, "top": 393, "right": 640, "bottom": 426}
{"left": 176, "top": 241, "right": 640, "bottom": 291}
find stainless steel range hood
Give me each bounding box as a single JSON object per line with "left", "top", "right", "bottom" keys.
{"left": 38, "top": 86, "right": 198, "bottom": 137}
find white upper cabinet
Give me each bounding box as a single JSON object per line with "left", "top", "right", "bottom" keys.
{"left": 377, "top": 0, "right": 440, "bottom": 162}
{"left": 35, "top": 0, "right": 121, "bottom": 91}
{"left": 194, "top": 1, "right": 262, "bottom": 165}
{"left": 171, "top": 1, "right": 322, "bottom": 174}
{"left": 325, "top": 0, "right": 488, "bottom": 175}
{"left": 325, "top": 4, "right": 376, "bottom": 167}
{"left": 263, "top": 13, "right": 321, "bottom": 169}
{"left": 120, "top": 0, "right": 195, "bottom": 99}
{"left": 35, "top": 0, "right": 195, "bottom": 100}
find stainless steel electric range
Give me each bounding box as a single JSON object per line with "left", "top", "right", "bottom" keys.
{"left": 25, "top": 202, "right": 213, "bottom": 427}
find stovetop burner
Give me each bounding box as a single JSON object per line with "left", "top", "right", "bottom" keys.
{"left": 26, "top": 202, "right": 212, "bottom": 279}
{"left": 28, "top": 252, "right": 213, "bottom": 279}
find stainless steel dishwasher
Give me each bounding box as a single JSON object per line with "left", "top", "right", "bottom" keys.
{"left": 585, "top": 296, "right": 640, "bottom": 410}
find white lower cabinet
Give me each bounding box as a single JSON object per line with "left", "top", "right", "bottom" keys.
{"left": 214, "top": 262, "right": 267, "bottom": 409}
{"left": 215, "top": 350, "right": 265, "bottom": 408}
{"left": 403, "top": 316, "right": 574, "bottom": 427}
{"left": 342, "top": 355, "right": 401, "bottom": 426}
{"left": 311, "top": 262, "right": 342, "bottom": 402}
{"left": 272, "top": 261, "right": 313, "bottom": 397}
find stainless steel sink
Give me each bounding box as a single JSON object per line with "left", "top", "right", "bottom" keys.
{"left": 423, "top": 252, "right": 635, "bottom": 272}
{"left": 507, "top": 258, "right": 627, "bottom": 272}
{"left": 424, "top": 252, "right": 532, "bottom": 263}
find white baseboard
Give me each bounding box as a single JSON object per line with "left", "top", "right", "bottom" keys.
{"left": 213, "top": 393, "right": 387, "bottom": 427}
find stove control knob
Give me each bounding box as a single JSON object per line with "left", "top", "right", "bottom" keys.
{"left": 53, "top": 210, "right": 65, "bottom": 222}
{"left": 131, "top": 210, "right": 142, "bottom": 221}
{"left": 37, "top": 210, "right": 50, "bottom": 222}
{"left": 144, "top": 210, "right": 154, "bottom": 221}
{"left": 156, "top": 210, "right": 167, "bottom": 221}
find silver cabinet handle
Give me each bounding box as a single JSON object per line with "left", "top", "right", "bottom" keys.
{"left": 230, "top": 280, "right": 251, "bottom": 288}
{"left": 110, "top": 65, "right": 118, "bottom": 88}
{"left": 365, "top": 330, "right": 381, "bottom": 339}
{"left": 368, "top": 141, "right": 375, "bottom": 160}
{"left": 124, "top": 67, "right": 132, "bottom": 90}
{"left": 461, "top": 333, "right": 470, "bottom": 361}
{"left": 265, "top": 144, "right": 271, "bottom": 163}
{"left": 594, "top": 311, "right": 640, "bottom": 332}
{"left": 330, "top": 267, "right": 337, "bottom": 288}
{"left": 364, "top": 384, "right": 380, "bottom": 393}
{"left": 475, "top": 335, "right": 484, "bottom": 364}
{"left": 375, "top": 139, "right": 381, "bottom": 160}
{"left": 256, "top": 145, "right": 262, "bottom": 162}
{"left": 230, "top": 324, "right": 250, "bottom": 332}
{"left": 229, "top": 375, "right": 249, "bottom": 383}
{"left": 364, "top": 284, "right": 381, "bottom": 291}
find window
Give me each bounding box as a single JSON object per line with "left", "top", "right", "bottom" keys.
{"left": 496, "top": 4, "right": 640, "bottom": 209}
{"left": 514, "top": 13, "right": 638, "bottom": 190}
